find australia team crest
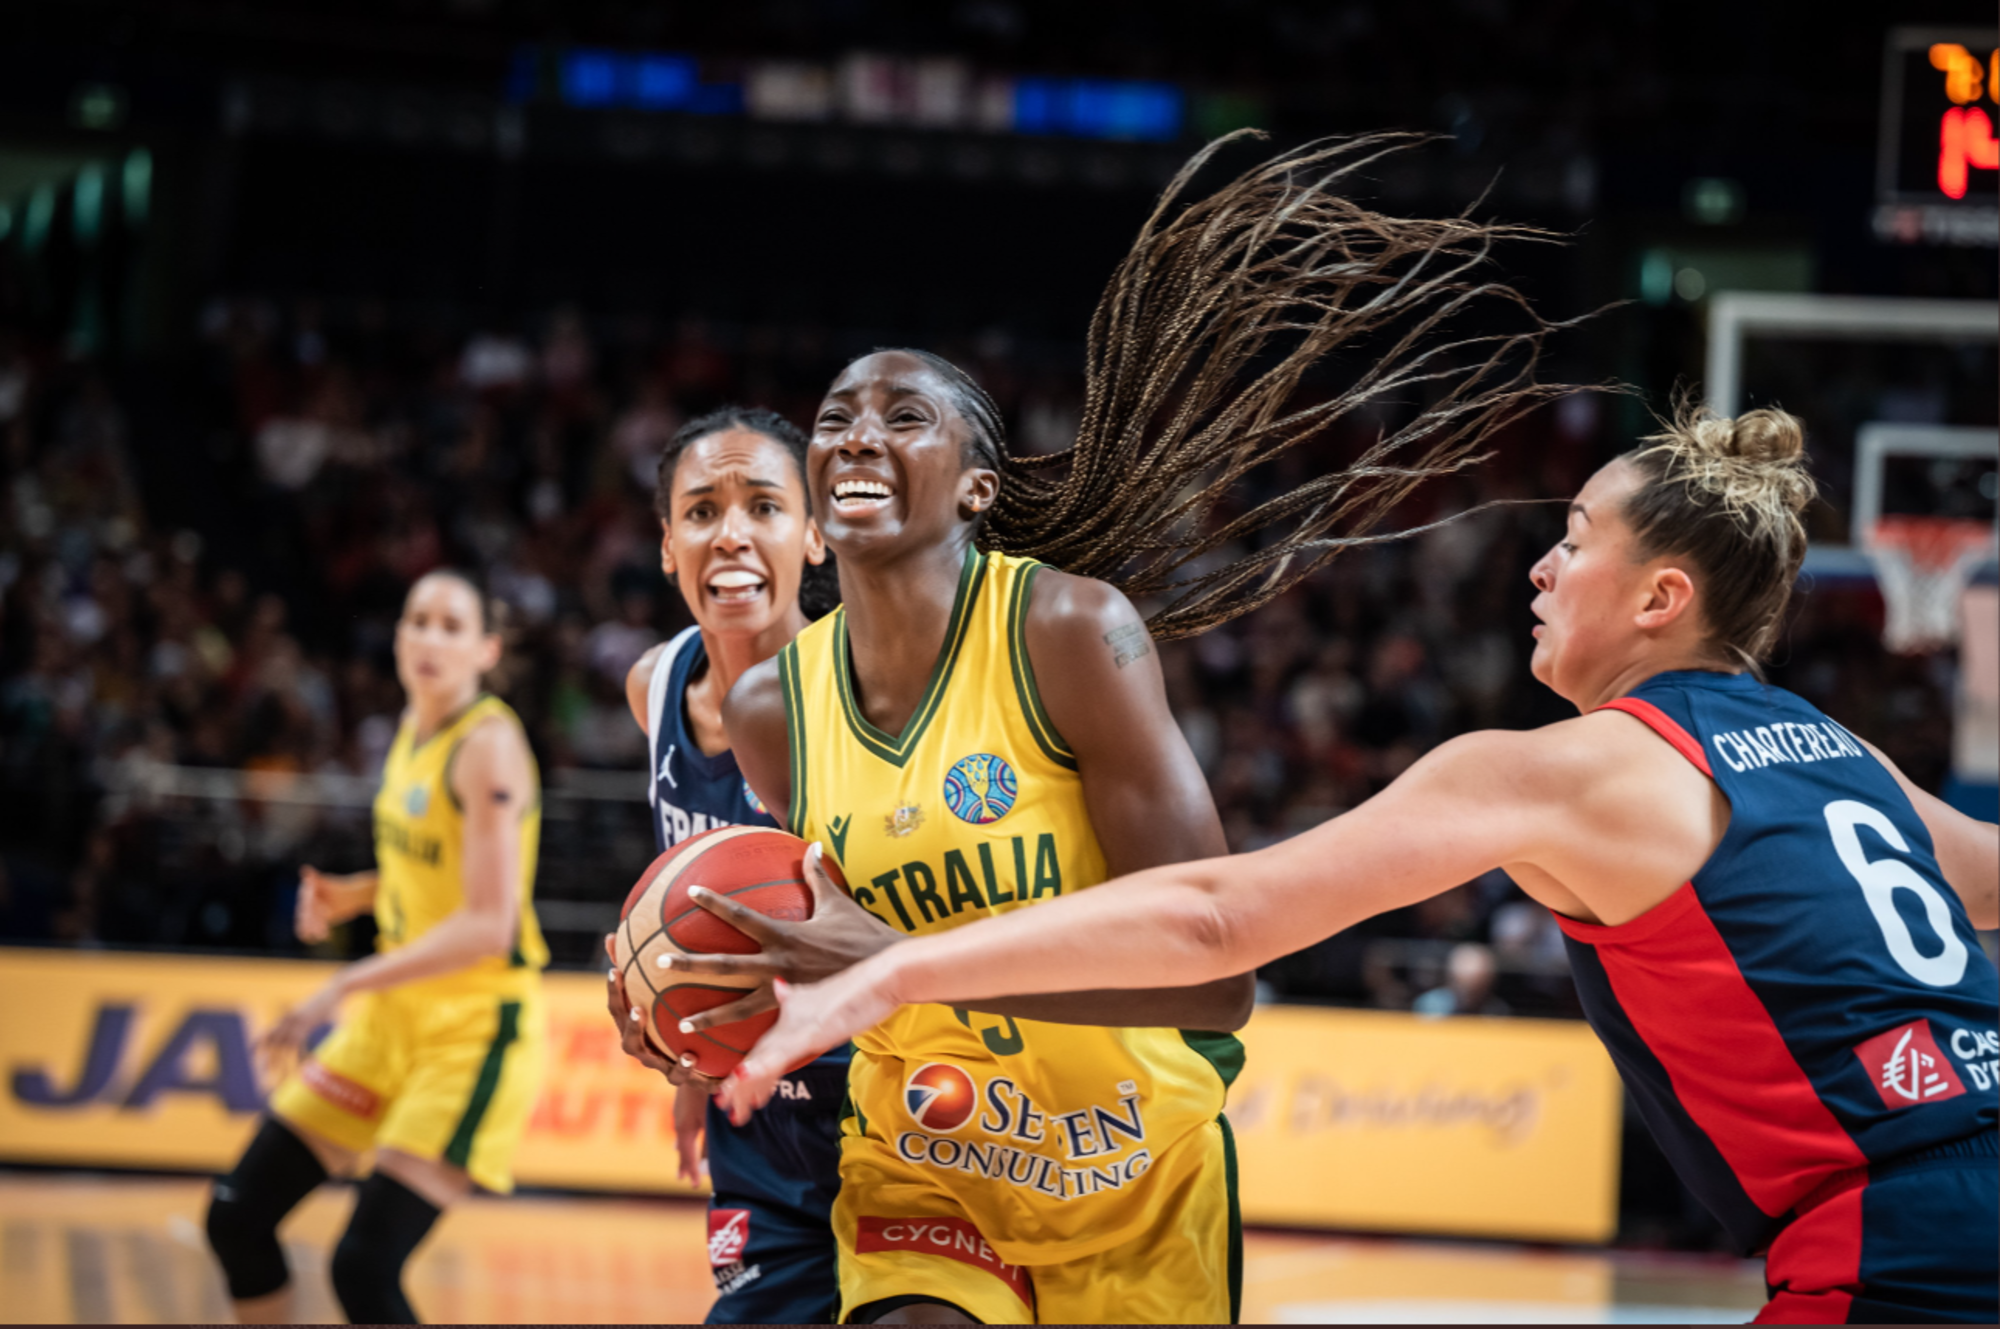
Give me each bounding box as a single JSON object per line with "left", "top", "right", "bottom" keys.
{"left": 944, "top": 753, "right": 1018, "bottom": 825}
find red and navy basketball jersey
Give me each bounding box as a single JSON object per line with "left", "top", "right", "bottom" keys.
{"left": 1559, "top": 669, "right": 1998, "bottom": 1253}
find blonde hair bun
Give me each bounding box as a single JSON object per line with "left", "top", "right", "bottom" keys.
{"left": 1643, "top": 399, "right": 1816, "bottom": 520}
{"left": 1719, "top": 407, "right": 1806, "bottom": 467}
{"left": 1621, "top": 395, "right": 1820, "bottom": 664}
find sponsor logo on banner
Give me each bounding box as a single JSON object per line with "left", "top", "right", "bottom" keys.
{"left": 1855, "top": 1018, "right": 1966, "bottom": 1108}
{"left": 904, "top": 1063, "right": 977, "bottom": 1132}
{"left": 0, "top": 949, "right": 1623, "bottom": 1240}
{"left": 855, "top": 1216, "right": 1032, "bottom": 1305}
{"left": 708, "top": 1208, "right": 751, "bottom": 1267}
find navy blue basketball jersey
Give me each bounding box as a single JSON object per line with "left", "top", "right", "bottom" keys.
{"left": 648, "top": 627, "right": 778, "bottom": 847}
{"left": 645, "top": 626, "right": 848, "bottom": 1325}
{"left": 1559, "top": 669, "right": 1998, "bottom": 1255}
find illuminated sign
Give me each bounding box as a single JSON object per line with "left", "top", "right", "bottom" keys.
{"left": 1879, "top": 28, "right": 1999, "bottom": 204}
{"left": 505, "top": 46, "right": 1183, "bottom": 143}
{"left": 1875, "top": 28, "right": 1999, "bottom": 246}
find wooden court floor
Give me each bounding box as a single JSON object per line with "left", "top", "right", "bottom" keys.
{"left": 0, "top": 1171, "right": 1769, "bottom": 1324}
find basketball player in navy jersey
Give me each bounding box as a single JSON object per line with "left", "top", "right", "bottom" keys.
{"left": 604, "top": 406, "right": 845, "bottom": 1323}
{"left": 731, "top": 403, "right": 1999, "bottom": 1324}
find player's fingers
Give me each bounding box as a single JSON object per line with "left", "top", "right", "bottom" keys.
{"left": 665, "top": 1059, "right": 723, "bottom": 1091}
{"left": 673, "top": 1083, "right": 708, "bottom": 1186}
{"left": 657, "top": 949, "right": 777, "bottom": 979}
{"left": 685, "top": 885, "right": 783, "bottom": 943}
{"left": 802, "top": 841, "right": 839, "bottom": 902}
{"left": 257, "top": 1015, "right": 302, "bottom": 1058}
{"left": 718, "top": 1062, "right": 777, "bottom": 1127}
{"left": 677, "top": 986, "right": 776, "bottom": 1033}
{"left": 602, "top": 932, "right": 616, "bottom": 963}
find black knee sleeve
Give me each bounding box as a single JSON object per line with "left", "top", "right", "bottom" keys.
{"left": 204, "top": 1117, "right": 328, "bottom": 1300}
{"left": 329, "top": 1173, "right": 442, "bottom": 1325}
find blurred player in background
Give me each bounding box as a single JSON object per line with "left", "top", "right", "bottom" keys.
{"left": 731, "top": 404, "right": 2000, "bottom": 1326}
{"left": 204, "top": 570, "right": 548, "bottom": 1324}
{"left": 603, "top": 406, "right": 847, "bottom": 1323}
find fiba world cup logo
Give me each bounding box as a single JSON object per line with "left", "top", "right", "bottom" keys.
{"left": 944, "top": 753, "right": 1018, "bottom": 824}
{"left": 741, "top": 779, "right": 769, "bottom": 817}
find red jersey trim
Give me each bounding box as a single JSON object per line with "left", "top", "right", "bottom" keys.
{"left": 1597, "top": 696, "right": 1715, "bottom": 777}
{"left": 1553, "top": 878, "right": 1701, "bottom": 945}
{"left": 1582, "top": 890, "right": 1867, "bottom": 1215}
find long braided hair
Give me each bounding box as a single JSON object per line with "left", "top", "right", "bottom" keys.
{"left": 899, "top": 130, "right": 1579, "bottom": 641}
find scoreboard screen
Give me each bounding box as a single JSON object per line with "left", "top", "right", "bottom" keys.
{"left": 1880, "top": 27, "right": 2000, "bottom": 204}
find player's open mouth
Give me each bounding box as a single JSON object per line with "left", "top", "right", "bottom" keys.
{"left": 831, "top": 478, "right": 894, "bottom": 513}
{"left": 707, "top": 569, "right": 766, "bottom": 604}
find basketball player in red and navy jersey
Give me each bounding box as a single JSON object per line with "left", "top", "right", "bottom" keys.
{"left": 727, "top": 405, "right": 1999, "bottom": 1325}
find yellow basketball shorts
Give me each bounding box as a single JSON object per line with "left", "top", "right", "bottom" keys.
{"left": 832, "top": 1115, "right": 1241, "bottom": 1325}
{"left": 269, "top": 982, "right": 546, "bottom": 1194}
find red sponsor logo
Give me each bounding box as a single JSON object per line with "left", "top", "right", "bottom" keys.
{"left": 301, "top": 1060, "right": 382, "bottom": 1119}
{"left": 708, "top": 1208, "right": 751, "bottom": 1267}
{"left": 1854, "top": 1019, "right": 1966, "bottom": 1109}
{"left": 855, "top": 1216, "right": 1032, "bottom": 1306}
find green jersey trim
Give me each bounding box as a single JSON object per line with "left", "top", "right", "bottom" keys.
{"left": 779, "top": 643, "right": 809, "bottom": 837}
{"left": 1005, "top": 560, "right": 1078, "bottom": 771}
{"left": 1179, "top": 1028, "right": 1247, "bottom": 1091}
{"left": 833, "top": 544, "right": 988, "bottom": 769}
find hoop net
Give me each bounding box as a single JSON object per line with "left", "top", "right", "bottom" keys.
{"left": 1862, "top": 516, "right": 1999, "bottom": 654}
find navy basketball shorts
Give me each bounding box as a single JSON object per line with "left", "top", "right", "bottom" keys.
{"left": 1761, "top": 1133, "right": 1998, "bottom": 1324}
{"left": 703, "top": 1059, "right": 848, "bottom": 1325}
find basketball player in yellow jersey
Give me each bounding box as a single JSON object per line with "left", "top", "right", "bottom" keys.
{"left": 671, "top": 351, "right": 1254, "bottom": 1325}
{"left": 203, "top": 570, "right": 547, "bottom": 1325}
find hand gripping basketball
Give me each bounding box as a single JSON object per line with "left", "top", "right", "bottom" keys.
{"left": 665, "top": 840, "right": 903, "bottom": 1037}
{"left": 612, "top": 830, "right": 899, "bottom": 1078}
{"left": 718, "top": 962, "right": 905, "bottom": 1127}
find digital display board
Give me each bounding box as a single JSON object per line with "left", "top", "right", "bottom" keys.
{"left": 1879, "top": 28, "right": 1999, "bottom": 204}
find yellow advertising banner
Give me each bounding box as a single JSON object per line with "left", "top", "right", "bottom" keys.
{"left": 0, "top": 947, "right": 701, "bottom": 1196}
{"left": 1227, "top": 1004, "right": 1622, "bottom": 1242}
{"left": 0, "top": 949, "right": 1620, "bottom": 1241}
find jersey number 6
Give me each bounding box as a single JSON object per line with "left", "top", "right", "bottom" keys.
{"left": 1824, "top": 799, "right": 1969, "bottom": 989}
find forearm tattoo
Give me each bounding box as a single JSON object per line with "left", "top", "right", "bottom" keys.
{"left": 1104, "top": 622, "right": 1152, "bottom": 669}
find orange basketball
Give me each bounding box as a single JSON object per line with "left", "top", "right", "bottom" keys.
{"left": 612, "top": 826, "right": 842, "bottom": 1078}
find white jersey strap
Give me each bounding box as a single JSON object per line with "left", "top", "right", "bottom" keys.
{"left": 646, "top": 626, "right": 701, "bottom": 807}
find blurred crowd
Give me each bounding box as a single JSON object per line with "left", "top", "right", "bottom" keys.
{"left": 0, "top": 300, "right": 1963, "bottom": 1017}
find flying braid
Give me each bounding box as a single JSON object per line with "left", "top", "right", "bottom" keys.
{"left": 930, "top": 130, "right": 1584, "bottom": 640}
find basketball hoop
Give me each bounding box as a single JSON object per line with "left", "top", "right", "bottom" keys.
{"left": 1862, "top": 516, "right": 1999, "bottom": 654}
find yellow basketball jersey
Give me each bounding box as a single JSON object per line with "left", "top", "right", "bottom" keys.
{"left": 782, "top": 547, "right": 1243, "bottom": 1262}
{"left": 372, "top": 694, "right": 548, "bottom": 994}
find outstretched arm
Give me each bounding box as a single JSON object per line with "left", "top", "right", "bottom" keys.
{"left": 712, "top": 726, "right": 1571, "bottom": 1120}
{"left": 688, "top": 576, "right": 1252, "bottom": 1035}
{"left": 990, "top": 570, "right": 1252, "bottom": 1031}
